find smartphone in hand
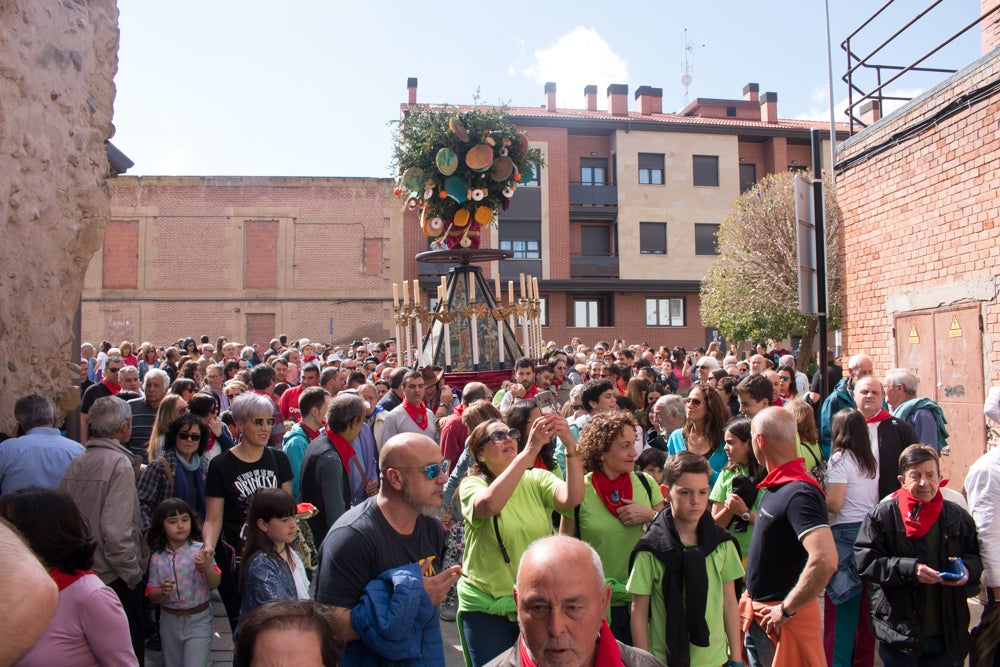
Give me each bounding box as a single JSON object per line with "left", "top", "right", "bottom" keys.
{"left": 535, "top": 390, "right": 557, "bottom": 415}
{"left": 939, "top": 557, "right": 966, "bottom": 581}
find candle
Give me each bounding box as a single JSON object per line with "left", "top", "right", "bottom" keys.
{"left": 469, "top": 273, "right": 476, "bottom": 302}
{"left": 508, "top": 280, "right": 514, "bottom": 305}
{"left": 494, "top": 274, "right": 501, "bottom": 301}
{"left": 437, "top": 285, "right": 442, "bottom": 302}
{"left": 402, "top": 280, "right": 409, "bottom": 306}
{"left": 393, "top": 283, "right": 400, "bottom": 308}
{"left": 413, "top": 280, "right": 420, "bottom": 307}
{"left": 444, "top": 320, "right": 452, "bottom": 369}
{"left": 532, "top": 277, "right": 539, "bottom": 302}
{"left": 440, "top": 276, "right": 447, "bottom": 301}
{"left": 519, "top": 273, "right": 526, "bottom": 300}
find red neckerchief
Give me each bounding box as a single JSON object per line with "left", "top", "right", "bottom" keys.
{"left": 523, "top": 385, "right": 539, "bottom": 400}
{"left": 518, "top": 619, "right": 623, "bottom": 667}
{"left": 49, "top": 567, "right": 94, "bottom": 591}
{"left": 552, "top": 377, "right": 564, "bottom": 390}
{"left": 302, "top": 422, "right": 321, "bottom": 441}
{"left": 253, "top": 389, "right": 278, "bottom": 405}
{"left": 773, "top": 396, "right": 784, "bottom": 407}
{"left": 866, "top": 408, "right": 892, "bottom": 423}
{"left": 592, "top": 470, "right": 633, "bottom": 516}
{"left": 324, "top": 426, "right": 356, "bottom": 471}
{"left": 102, "top": 379, "right": 121, "bottom": 395}
{"left": 402, "top": 399, "right": 429, "bottom": 430}
{"left": 757, "top": 458, "right": 825, "bottom": 497}
{"left": 303, "top": 354, "right": 316, "bottom": 363}
{"left": 533, "top": 454, "right": 547, "bottom": 470}
{"left": 892, "top": 481, "right": 947, "bottom": 538}
{"left": 453, "top": 403, "right": 466, "bottom": 417}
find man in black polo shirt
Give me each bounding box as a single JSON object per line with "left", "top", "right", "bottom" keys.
{"left": 742, "top": 407, "right": 837, "bottom": 665}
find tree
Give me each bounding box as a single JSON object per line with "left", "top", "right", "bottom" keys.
{"left": 700, "top": 171, "right": 842, "bottom": 359}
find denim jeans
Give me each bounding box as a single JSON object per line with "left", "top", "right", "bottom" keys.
{"left": 744, "top": 619, "right": 776, "bottom": 667}
{"left": 461, "top": 611, "right": 520, "bottom": 667}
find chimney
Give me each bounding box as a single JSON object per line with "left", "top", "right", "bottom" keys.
{"left": 584, "top": 85, "right": 597, "bottom": 111}
{"left": 545, "top": 82, "right": 557, "bottom": 112}
{"left": 860, "top": 100, "right": 882, "bottom": 125}
{"left": 407, "top": 77, "right": 418, "bottom": 106}
{"left": 760, "top": 92, "right": 778, "bottom": 123}
{"left": 607, "top": 83, "right": 629, "bottom": 116}
{"left": 634, "top": 86, "right": 663, "bottom": 115}
{"left": 983, "top": 0, "right": 1000, "bottom": 55}
{"left": 743, "top": 82, "right": 759, "bottom": 103}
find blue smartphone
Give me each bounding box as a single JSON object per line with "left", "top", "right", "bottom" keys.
{"left": 939, "top": 557, "right": 966, "bottom": 581}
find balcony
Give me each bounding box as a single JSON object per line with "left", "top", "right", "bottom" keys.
{"left": 570, "top": 254, "right": 619, "bottom": 278}
{"left": 569, "top": 183, "right": 618, "bottom": 222}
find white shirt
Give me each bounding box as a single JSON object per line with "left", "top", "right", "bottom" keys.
{"left": 965, "top": 446, "right": 1000, "bottom": 588}
{"left": 795, "top": 370, "right": 810, "bottom": 398}
{"left": 985, "top": 386, "right": 1000, "bottom": 424}
{"left": 827, "top": 448, "right": 879, "bottom": 525}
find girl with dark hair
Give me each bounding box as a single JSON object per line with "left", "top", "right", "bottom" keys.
{"left": 237, "top": 489, "right": 304, "bottom": 629}
{"left": 667, "top": 385, "right": 731, "bottom": 487}
{"left": 147, "top": 498, "right": 221, "bottom": 667}
{"left": 0, "top": 487, "right": 137, "bottom": 665}
{"left": 823, "top": 408, "right": 880, "bottom": 667}
{"left": 503, "top": 398, "right": 558, "bottom": 475}
{"left": 710, "top": 418, "right": 764, "bottom": 560}
{"left": 777, "top": 363, "right": 799, "bottom": 401}
{"left": 138, "top": 413, "right": 210, "bottom": 533}
{"left": 187, "top": 391, "right": 235, "bottom": 460}
{"left": 224, "top": 359, "right": 241, "bottom": 382}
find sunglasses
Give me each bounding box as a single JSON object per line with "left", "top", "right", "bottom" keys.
{"left": 252, "top": 417, "right": 276, "bottom": 427}
{"left": 483, "top": 428, "right": 520, "bottom": 445}
{"left": 684, "top": 397, "right": 703, "bottom": 407}
{"left": 391, "top": 460, "right": 451, "bottom": 480}
{"left": 105, "top": 367, "right": 121, "bottom": 373}
{"left": 176, "top": 432, "right": 201, "bottom": 441}
{"left": 779, "top": 376, "right": 792, "bottom": 382}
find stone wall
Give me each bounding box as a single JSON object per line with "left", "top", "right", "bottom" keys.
{"left": 0, "top": 0, "right": 119, "bottom": 433}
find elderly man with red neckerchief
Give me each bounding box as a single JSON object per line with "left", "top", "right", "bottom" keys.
{"left": 739, "top": 407, "right": 837, "bottom": 667}
{"left": 380, "top": 369, "right": 439, "bottom": 445}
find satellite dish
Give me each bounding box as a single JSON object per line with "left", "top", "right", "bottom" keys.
{"left": 681, "top": 74, "right": 692, "bottom": 86}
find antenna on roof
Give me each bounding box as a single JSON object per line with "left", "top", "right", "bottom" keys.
{"left": 681, "top": 28, "right": 705, "bottom": 106}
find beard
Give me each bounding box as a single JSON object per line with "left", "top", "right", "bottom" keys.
{"left": 400, "top": 479, "right": 441, "bottom": 517}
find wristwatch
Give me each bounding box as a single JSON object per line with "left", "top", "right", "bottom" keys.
{"left": 740, "top": 510, "right": 752, "bottom": 522}
{"left": 780, "top": 602, "right": 796, "bottom": 619}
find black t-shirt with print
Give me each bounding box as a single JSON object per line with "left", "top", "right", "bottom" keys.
{"left": 205, "top": 447, "right": 293, "bottom": 546}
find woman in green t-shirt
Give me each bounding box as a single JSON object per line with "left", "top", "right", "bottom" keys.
{"left": 709, "top": 418, "right": 765, "bottom": 562}
{"left": 559, "top": 410, "right": 664, "bottom": 644}
{"left": 457, "top": 413, "right": 583, "bottom": 667}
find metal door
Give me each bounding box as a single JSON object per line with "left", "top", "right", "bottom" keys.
{"left": 895, "top": 305, "right": 985, "bottom": 487}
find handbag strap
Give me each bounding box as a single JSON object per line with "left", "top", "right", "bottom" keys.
{"left": 158, "top": 456, "right": 175, "bottom": 492}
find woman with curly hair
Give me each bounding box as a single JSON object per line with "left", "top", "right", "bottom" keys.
{"left": 559, "top": 410, "right": 664, "bottom": 643}
{"left": 457, "top": 413, "right": 583, "bottom": 666}
{"left": 667, "top": 384, "right": 730, "bottom": 487}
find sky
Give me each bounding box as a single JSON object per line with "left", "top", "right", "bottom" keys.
{"left": 113, "top": 1, "right": 983, "bottom": 178}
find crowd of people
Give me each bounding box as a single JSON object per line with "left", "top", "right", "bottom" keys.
{"left": 0, "top": 332, "right": 998, "bottom": 667}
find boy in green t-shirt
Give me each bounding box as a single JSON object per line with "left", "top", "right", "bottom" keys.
{"left": 628, "top": 451, "right": 745, "bottom": 666}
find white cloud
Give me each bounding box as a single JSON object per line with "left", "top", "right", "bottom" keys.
{"left": 521, "top": 27, "right": 628, "bottom": 109}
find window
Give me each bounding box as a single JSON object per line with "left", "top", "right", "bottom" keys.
{"left": 646, "top": 298, "right": 685, "bottom": 326}
{"left": 739, "top": 163, "right": 757, "bottom": 193}
{"left": 695, "top": 223, "right": 720, "bottom": 255}
{"left": 726, "top": 106, "right": 737, "bottom": 117}
{"left": 571, "top": 296, "right": 613, "bottom": 327}
{"left": 638, "top": 153, "right": 664, "bottom": 185}
{"left": 521, "top": 161, "right": 541, "bottom": 187}
{"left": 639, "top": 222, "right": 667, "bottom": 255}
{"left": 538, "top": 297, "right": 548, "bottom": 327}
{"left": 499, "top": 240, "right": 540, "bottom": 259}
{"left": 580, "top": 158, "right": 607, "bottom": 186}
{"left": 580, "top": 225, "right": 611, "bottom": 256}
{"left": 693, "top": 155, "right": 720, "bottom": 187}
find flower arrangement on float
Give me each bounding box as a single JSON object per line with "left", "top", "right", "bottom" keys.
{"left": 392, "top": 103, "right": 545, "bottom": 250}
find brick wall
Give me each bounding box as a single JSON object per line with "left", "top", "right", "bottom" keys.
{"left": 244, "top": 220, "right": 279, "bottom": 289}
{"left": 984, "top": 0, "right": 1000, "bottom": 55}
{"left": 102, "top": 220, "right": 139, "bottom": 289}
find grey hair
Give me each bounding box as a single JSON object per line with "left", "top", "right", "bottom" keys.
{"left": 119, "top": 365, "right": 139, "bottom": 379}
{"left": 230, "top": 393, "right": 276, "bottom": 422}
{"left": 885, "top": 368, "right": 918, "bottom": 396}
{"left": 325, "top": 393, "right": 366, "bottom": 432}
{"left": 13, "top": 394, "right": 55, "bottom": 429}
{"left": 105, "top": 354, "right": 124, "bottom": 367}
{"left": 698, "top": 357, "right": 720, "bottom": 370}
{"left": 144, "top": 368, "right": 169, "bottom": 390}
{"left": 516, "top": 535, "right": 604, "bottom": 589}
{"left": 88, "top": 396, "right": 132, "bottom": 438}
{"left": 568, "top": 384, "right": 585, "bottom": 402}
{"left": 779, "top": 354, "right": 796, "bottom": 368}
{"left": 655, "top": 394, "right": 686, "bottom": 419}
{"left": 848, "top": 353, "right": 872, "bottom": 373}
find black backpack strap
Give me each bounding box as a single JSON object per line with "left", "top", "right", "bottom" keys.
{"left": 634, "top": 471, "right": 653, "bottom": 504}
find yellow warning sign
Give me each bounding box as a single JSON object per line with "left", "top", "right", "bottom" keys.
{"left": 949, "top": 316, "right": 963, "bottom": 338}
{"left": 908, "top": 325, "right": 919, "bottom": 344}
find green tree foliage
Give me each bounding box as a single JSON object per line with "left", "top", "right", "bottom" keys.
{"left": 700, "top": 171, "right": 842, "bottom": 356}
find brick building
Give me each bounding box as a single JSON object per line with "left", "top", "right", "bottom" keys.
{"left": 834, "top": 0, "right": 1000, "bottom": 483}
{"left": 404, "top": 79, "right": 849, "bottom": 350}
{"left": 83, "top": 176, "right": 403, "bottom": 347}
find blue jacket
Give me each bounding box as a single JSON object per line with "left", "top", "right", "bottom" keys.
{"left": 347, "top": 563, "right": 443, "bottom": 666}
{"left": 819, "top": 376, "right": 855, "bottom": 459}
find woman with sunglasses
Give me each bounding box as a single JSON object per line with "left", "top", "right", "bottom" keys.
{"left": 200, "top": 393, "right": 294, "bottom": 633}
{"left": 667, "top": 385, "right": 730, "bottom": 488}
{"left": 457, "top": 414, "right": 583, "bottom": 666}
{"left": 777, "top": 363, "right": 799, "bottom": 402}
{"left": 146, "top": 394, "right": 189, "bottom": 462}
{"left": 138, "top": 413, "right": 211, "bottom": 533}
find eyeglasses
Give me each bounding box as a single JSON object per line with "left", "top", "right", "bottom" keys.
{"left": 176, "top": 432, "right": 201, "bottom": 441}
{"left": 252, "top": 417, "right": 276, "bottom": 427}
{"left": 483, "top": 428, "right": 520, "bottom": 445}
{"left": 571, "top": 404, "right": 583, "bottom": 410}
{"left": 684, "top": 397, "right": 703, "bottom": 407}
{"left": 779, "top": 376, "right": 792, "bottom": 382}
{"left": 105, "top": 367, "right": 121, "bottom": 373}
{"left": 390, "top": 460, "right": 451, "bottom": 480}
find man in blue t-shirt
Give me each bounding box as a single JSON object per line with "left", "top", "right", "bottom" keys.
{"left": 743, "top": 408, "right": 837, "bottom": 666}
